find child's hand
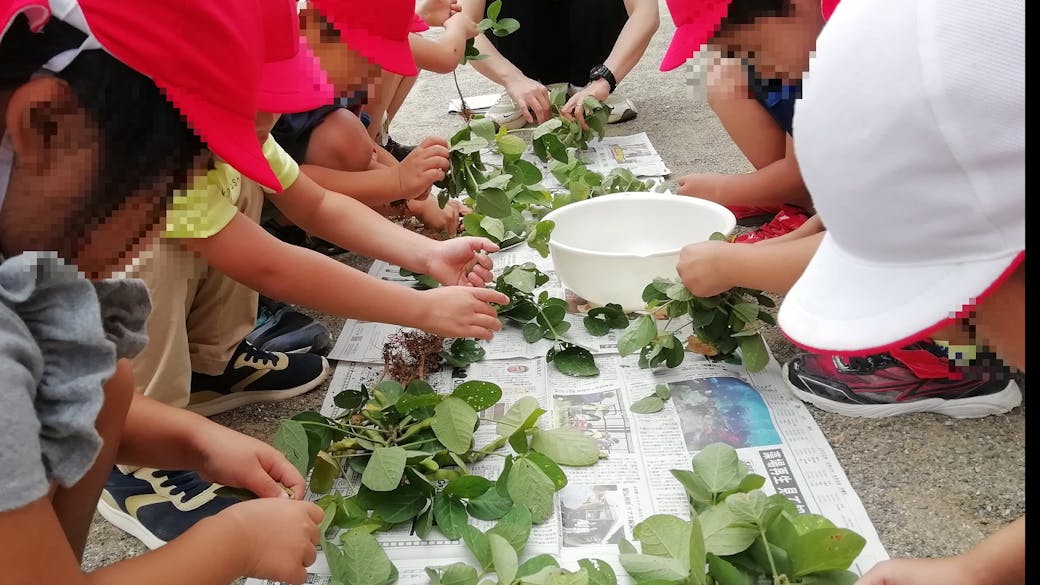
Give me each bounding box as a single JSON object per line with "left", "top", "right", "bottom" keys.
{"left": 676, "top": 240, "right": 735, "bottom": 297}
{"left": 417, "top": 286, "right": 509, "bottom": 340}
{"left": 423, "top": 236, "right": 498, "bottom": 287}
{"left": 408, "top": 196, "right": 470, "bottom": 236}
{"left": 194, "top": 425, "right": 307, "bottom": 500}
{"left": 216, "top": 498, "right": 323, "bottom": 584}
{"left": 397, "top": 137, "right": 450, "bottom": 198}
{"left": 677, "top": 172, "right": 726, "bottom": 203}
{"left": 444, "top": 11, "right": 478, "bottom": 40}
{"left": 417, "top": 0, "right": 460, "bottom": 27}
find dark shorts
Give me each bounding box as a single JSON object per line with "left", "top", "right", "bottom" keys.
{"left": 486, "top": 0, "right": 628, "bottom": 87}
{"left": 747, "top": 66, "right": 801, "bottom": 136}
{"left": 271, "top": 95, "right": 371, "bottom": 163}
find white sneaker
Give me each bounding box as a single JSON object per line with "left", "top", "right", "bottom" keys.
{"left": 486, "top": 92, "right": 529, "bottom": 130}
{"left": 567, "top": 83, "right": 636, "bottom": 124}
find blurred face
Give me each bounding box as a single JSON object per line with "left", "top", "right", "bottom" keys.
{"left": 299, "top": 7, "right": 384, "bottom": 104}
{"left": 1, "top": 77, "right": 209, "bottom": 278}
{"left": 709, "top": 11, "right": 820, "bottom": 82}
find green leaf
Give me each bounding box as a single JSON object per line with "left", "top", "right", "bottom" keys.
{"left": 487, "top": 505, "right": 533, "bottom": 552}
{"left": 362, "top": 446, "right": 407, "bottom": 492}
{"left": 334, "top": 389, "right": 368, "bottom": 411}
{"left": 551, "top": 345, "right": 600, "bottom": 377}
{"left": 496, "top": 396, "right": 543, "bottom": 436}
{"left": 486, "top": 0, "right": 502, "bottom": 20}
{"left": 497, "top": 133, "right": 527, "bottom": 158}
{"left": 444, "top": 475, "right": 494, "bottom": 499}
{"left": 688, "top": 508, "right": 707, "bottom": 585}
{"left": 532, "top": 118, "right": 563, "bottom": 139}
{"left": 309, "top": 451, "right": 342, "bottom": 495}
{"left": 478, "top": 216, "right": 506, "bottom": 241}
{"left": 788, "top": 528, "right": 867, "bottom": 578}
{"left": 432, "top": 492, "right": 469, "bottom": 540}
{"left": 529, "top": 426, "right": 601, "bottom": 466}
{"left": 699, "top": 503, "right": 757, "bottom": 556}
{"left": 526, "top": 220, "right": 555, "bottom": 258}
{"left": 372, "top": 484, "right": 429, "bottom": 523}
{"left": 726, "top": 491, "right": 771, "bottom": 526}
{"left": 433, "top": 397, "right": 478, "bottom": 454}
{"left": 494, "top": 17, "right": 520, "bottom": 35}
{"left": 489, "top": 533, "right": 519, "bottom": 585}
{"left": 469, "top": 117, "right": 497, "bottom": 142}
{"left": 583, "top": 316, "right": 610, "bottom": 336}
{"left": 460, "top": 524, "right": 493, "bottom": 570}
{"left": 466, "top": 486, "right": 513, "bottom": 520}
{"left": 705, "top": 554, "right": 747, "bottom": 585}
{"left": 519, "top": 555, "right": 560, "bottom": 578}
{"left": 629, "top": 395, "right": 665, "bottom": 414}
{"left": 693, "top": 443, "right": 745, "bottom": 493}
{"left": 331, "top": 531, "right": 394, "bottom": 585}
{"left": 633, "top": 514, "right": 691, "bottom": 567}
{"left": 797, "top": 571, "right": 860, "bottom": 585}
{"left": 506, "top": 457, "right": 556, "bottom": 523}
{"left": 738, "top": 334, "right": 769, "bottom": 373}
{"left": 617, "top": 554, "right": 688, "bottom": 582}
{"left": 413, "top": 505, "right": 434, "bottom": 539}
{"left": 618, "top": 315, "right": 657, "bottom": 357}
{"left": 452, "top": 380, "right": 503, "bottom": 412}
{"left": 272, "top": 419, "right": 309, "bottom": 478}
{"left": 475, "top": 188, "right": 512, "bottom": 219}
{"left": 395, "top": 393, "right": 443, "bottom": 415}
{"left": 524, "top": 452, "right": 568, "bottom": 490}
{"left": 439, "top": 563, "right": 480, "bottom": 585}
{"left": 577, "top": 559, "right": 616, "bottom": 585}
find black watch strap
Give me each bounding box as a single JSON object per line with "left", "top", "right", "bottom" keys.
{"left": 590, "top": 65, "right": 617, "bottom": 93}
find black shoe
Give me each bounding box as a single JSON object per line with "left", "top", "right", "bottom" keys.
{"left": 248, "top": 296, "right": 332, "bottom": 355}
{"left": 188, "top": 340, "right": 330, "bottom": 416}
{"left": 384, "top": 136, "right": 416, "bottom": 162}
{"left": 262, "top": 220, "right": 348, "bottom": 256}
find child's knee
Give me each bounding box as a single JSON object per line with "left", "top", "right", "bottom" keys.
{"left": 312, "top": 110, "right": 375, "bottom": 170}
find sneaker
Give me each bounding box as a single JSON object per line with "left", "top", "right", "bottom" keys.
{"left": 732, "top": 204, "right": 810, "bottom": 243}
{"left": 188, "top": 339, "right": 330, "bottom": 416}
{"left": 487, "top": 92, "right": 530, "bottom": 130}
{"left": 97, "top": 467, "right": 239, "bottom": 549}
{"left": 600, "top": 92, "right": 637, "bottom": 124}
{"left": 261, "top": 219, "right": 348, "bottom": 256}
{"left": 383, "top": 136, "right": 416, "bottom": 162}
{"left": 248, "top": 296, "right": 332, "bottom": 355}
{"left": 782, "top": 341, "right": 1022, "bottom": 418}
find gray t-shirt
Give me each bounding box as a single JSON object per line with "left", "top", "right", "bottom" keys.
{"left": 0, "top": 252, "right": 151, "bottom": 512}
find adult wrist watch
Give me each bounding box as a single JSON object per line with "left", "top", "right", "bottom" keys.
{"left": 589, "top": 64, "right": 617, "bottom": 93}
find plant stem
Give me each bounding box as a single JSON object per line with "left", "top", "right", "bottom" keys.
{"left": 464, "top": 435, "right": 509, "bottom": 463}
{"left": 760, "top": 528, "right": 781, "bottom": 580}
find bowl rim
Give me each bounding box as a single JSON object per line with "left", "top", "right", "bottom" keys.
{"left": 541, "top": 192, "right": 738, "bottom": 259}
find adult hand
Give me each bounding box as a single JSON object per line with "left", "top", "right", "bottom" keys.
{"left": 561, "top": 78, "right": 611, "bottom": 129}
{"left": 396, "top": 137, "right": 450, "bottom": 198}
{"left": 408, "top": 196, "right": 470, "bottom": 236}
{"left": 504, "top": 75, "right": 552, "bottom": 125}
{"left": 854, "top": 557, "right": 979, "bottom": 585}
{"left": 417, "top": 0, "right": 460, "bottom": 26}
{"left": 423, "top": 236, "right": 498, "bottom": 286}
{"left": 676, "top": 240, "right": 735, "bottom": 297}
{"left": 194, "top": 425, "right": 307, "bottom": 500}
{"left": 417, "top": 286, "right": 509, "bottom": 340}
{"left": 444, "top": 11, "right": 478, "bottom": 39}
{"left": 216, "top": 498, "right": 323, "bottom": 584}
{"left": 677, "top": 172, "right": 726, "bottom": 204}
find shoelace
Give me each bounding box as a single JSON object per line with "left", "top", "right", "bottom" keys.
{"left": 840, "top": 352, "right": 898, "bottom": 374}
{"left": 240, "top": 341, "right": 278, "bottom": 367}
{"left": 152, "top": 470, "right": 212, "bottom": 501}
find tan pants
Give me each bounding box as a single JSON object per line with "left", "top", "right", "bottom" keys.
{"left": 129, "top": 182, "right": 264, "bottom": 407}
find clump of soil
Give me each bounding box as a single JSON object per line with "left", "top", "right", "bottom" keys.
{"left": 382, "top": 330, "right": 445, "bottom": 386}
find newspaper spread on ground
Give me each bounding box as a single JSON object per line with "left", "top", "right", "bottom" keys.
{"left": 246, "top": 246, "right": 890, "bottom": 585}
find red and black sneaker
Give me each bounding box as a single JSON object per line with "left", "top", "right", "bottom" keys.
{"left": 782, "top": 341, "right": 1021, "bottom": 418}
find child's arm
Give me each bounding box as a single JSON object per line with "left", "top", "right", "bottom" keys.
{"left": 410, "top": 12, "right": 478, "bottom": 73}
{"left": 677, "top": 231, "right": 824, "bottom": 297}
{"left": 677, "top": 137, "right": 813, "bottom": 209}
{"left": 179, "top": 214, "right": 508, "bottom": 339}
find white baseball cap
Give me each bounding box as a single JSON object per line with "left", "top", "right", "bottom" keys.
{"left": 779, "top": 0, "right": 1025, "bottom": 355}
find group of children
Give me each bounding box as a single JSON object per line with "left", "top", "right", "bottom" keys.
{"left": 0, "top": 0, "right": 1024, "bottom": 584}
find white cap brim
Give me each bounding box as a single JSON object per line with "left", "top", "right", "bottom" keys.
{"left": 778, "top": 232, "right": 1023, "bottom": 355}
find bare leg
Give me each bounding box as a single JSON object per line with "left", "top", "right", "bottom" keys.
{"left": 385, "top": 74, "right": 418, "bottom": 132}
{"left": 50, "top": 358, "right": 135, "bottom": 561}
{"left": 304, "top": 109, "right": 377, "bottom": 172}
{"left": 706, "top": 58, "right": 787, "bottom": 170}
{"left": 362, "top": 70, "right": 404, "bottom": 143}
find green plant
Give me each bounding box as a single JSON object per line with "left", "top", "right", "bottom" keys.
{"left": 616, "top": 235, "right": 775, "bottom": 373}
{"left": 628, "top": 384, "right": 673, "bottom": 414}
{"left": 619, "top": 443, "right": 866, "bottom": 585}
{"left": 493, "top": 263, "right": 601, "bottom": 377}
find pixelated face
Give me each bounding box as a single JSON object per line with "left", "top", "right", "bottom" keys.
{"left": 710, "top": 16, "right": 817, "bottom": 82}
{"left": 299, "top": 7, "right": 384, "bottom": 103}
{"left": 1, "top": 77, "right": 208, "bottom": 278}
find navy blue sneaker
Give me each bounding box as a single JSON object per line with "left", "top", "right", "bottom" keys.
{"left": 97, "top": 468, "right": 240, "bottom": 549}
{"left": 248, "top": 296, "right": 332, "bottom": 355}
{"left": 188, "top": 339, "right": 330, "bottom": 416}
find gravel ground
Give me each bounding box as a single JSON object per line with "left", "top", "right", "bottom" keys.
{"left": 82, "top": 2, "right": 1026, "bottom": 579}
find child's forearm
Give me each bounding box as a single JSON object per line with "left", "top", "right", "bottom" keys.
{"left": 717, "top": 156, "right": 811, "bottom": 208}
{"left": 959, "top": 516, "right": 1025, "bottom": 585}
{"left": 724, "top": 231, "right": 823, "bottom": 295}
{"left": 116, "top": 392, "right": 210, "bottom": 469}
{"left": 411, "top": 31, "right": 466, "bottom": 74}
{"left": 300, "top": 164, "right": 406, "bottom": 206}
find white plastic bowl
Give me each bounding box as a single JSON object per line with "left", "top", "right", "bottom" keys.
{"left": 541, "top": 193, "right": 737, "bottom": 312}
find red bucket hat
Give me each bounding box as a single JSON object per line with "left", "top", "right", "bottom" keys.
{"left": 660, "top": 0, "right": 842, "bottom": 72}
{"left": 309, "top": 0, "right": 418, "bottom": 76}
{"left": 1, "top": 0, "right": 49, "bottom": 37}
{"left": 258, "top": 0, "right": 334, "bottom": 114}
{"left": 43, "top": 0, "right": 284, "bottom": 191}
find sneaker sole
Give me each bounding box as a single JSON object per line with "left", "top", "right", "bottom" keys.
{"left": 187, "top": 357, "right": 331, "bottom": 417}
{"left": 96, "top": 498, "right": 168, "bottom": 550}
{"left": 781, "top": 363, "right": 1023, "bottom": 419}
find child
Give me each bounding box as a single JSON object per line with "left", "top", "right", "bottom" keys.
{"left": 0, "top": 3, "right": 321, "bottom": 584}
{"left": 105, "top": 0, "right": 510, "bottom": 549}
{"left": 662, "top": 0, "right": 837, "bottom": 236}
{"left": 777, "top": 0, "right": 1023, "bottom": 580}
